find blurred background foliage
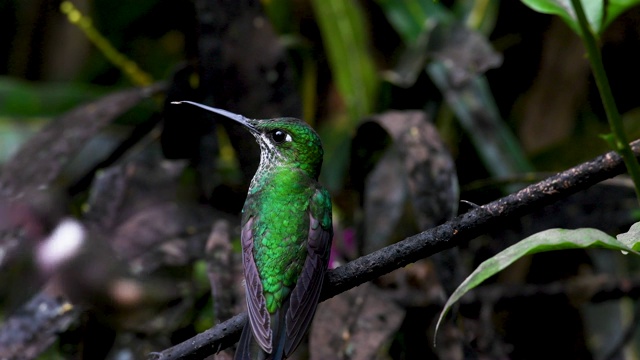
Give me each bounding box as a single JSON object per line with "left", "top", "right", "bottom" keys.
{"left": 3, "top": 0, "right": 640, "bottom": 190}
{"left": 2, "top": 0, "right": 640, "bottom": 359}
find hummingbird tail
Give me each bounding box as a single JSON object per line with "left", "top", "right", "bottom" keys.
{"left": 269, "top": 305, "right": 288, "bottom": 360}
{"left": 235, "top": 321, "right": 271, "bottom": 360}
{"left": 235, "top": 309, "right": 292, "bottom": 360}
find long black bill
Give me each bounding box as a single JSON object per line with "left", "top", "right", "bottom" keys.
{"left": 171, "top": 101, "right": 258, "bottom": 133}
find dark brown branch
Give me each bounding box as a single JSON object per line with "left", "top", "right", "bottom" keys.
{"left": 148, "top": 140, "right": 640, "bottom": 360}
{"left": 147, "top": 313, "right": 246, "bottom": 360}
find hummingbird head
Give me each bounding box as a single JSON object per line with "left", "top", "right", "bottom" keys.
{"left": 172, "top": 101, "right": 324, "bottom": 179}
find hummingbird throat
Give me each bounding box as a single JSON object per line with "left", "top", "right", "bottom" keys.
{"left": 248, "top": 136, "right": 286, "bottom": 190}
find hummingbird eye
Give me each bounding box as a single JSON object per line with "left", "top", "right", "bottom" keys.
{"left": 270, "top": 129, "right": 291, "bottom": 144}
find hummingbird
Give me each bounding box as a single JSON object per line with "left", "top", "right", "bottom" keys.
{"left": 172, "top": 101, "right": 333, "bottom": 360}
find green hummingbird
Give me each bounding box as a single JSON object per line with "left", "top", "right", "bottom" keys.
{"left": 172, "top": 101, "right": 333, "bottom": 360}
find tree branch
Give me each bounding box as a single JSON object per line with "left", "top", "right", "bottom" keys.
{"left": 148, "top": 139, "right": 640, "bottom": 360}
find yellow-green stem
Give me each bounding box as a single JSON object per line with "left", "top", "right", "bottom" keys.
{"left": 571, "top": 0, "right": 640, "bottom": 204}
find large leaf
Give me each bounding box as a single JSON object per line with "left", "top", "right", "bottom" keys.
{"left": 521, "top": 0, "right": 640, "bottom": 35}
{"left": 604, "top": 0, "right": 640, "bottom": 30}
{"left": 520, "top": 0, "right": 602, "bottom": 35}
{"left": 616, "top": 221, "right": 640, "bottom": 252}
{"left": 434, "top": 228, "right": 638, "bottom": 338}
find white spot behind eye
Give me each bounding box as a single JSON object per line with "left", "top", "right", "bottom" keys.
{"left": 285, "top": 134, "right": 292, "bottom": 142}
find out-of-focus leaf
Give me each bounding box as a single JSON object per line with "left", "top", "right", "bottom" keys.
{"left": 0, "top": 76, "right": 108, "bottom": 117}
{"left": 428, "top": 24, "right": 503, "bottom": 86}
{"left": 310, "top": 0, "right": 378, "bottom": 121}
{"left": 457, "top": 0, "right": 501, "bottom": 34}
{"left": 519, "top": 0, "right": 640, "bottom": 35}
{"left": 428, "top": 61, "right": 533, "bottom": 177}
{"left": 363, "top": 147, "right": 407, "bottom": 253}
{"left": 204, "top": 219, "right": 243, "bottom": 325}
{"left": 84, "top": 158, "right": 186, "bottom": 234}
{"left": 262, "top": 0, "right": 295, "bottom": 34}
{"left": 425, "top": 22, "right": 532, "bottom": 182}
{"left": 318, "top": 116, "right": 353, "bottom": 192}
{"left": 84, "top": 158, "right": 220, "bottom": 274}
{"left": 516, "top": 18, "right": 589, "bottom": 155}
{"left": 0, "top": 83, "right": 165, "bottom": 197}
{"left": 353, "top": 111, "right": 458, "bottom": 255}
{"left": 355, "top": 110, "right": 461, "bottom": 308}
{"left": 382, "top": 29, "right": 432, "bottom": 88}
{"left": 378, "top": 2, "right": 532, "bottom": 184}
{"left": 112, "top": 204, "right": 209, "bottom": 266}
{"left": 375, "top": 0, "right": 452, "bottom": 43}
{"left": 0, "top": 291, "right": 78, "bottom": 359}
{"left": 622, "top": 107, "right": 640, "bottom": 141}
{"left": 310, "top": 283, "right": 404, "bottom": 360}
{"left": 0, "top": 119, "right": 44, "bottom": 164}
{"left": 616, "top": 221, "right": 640, "bottom": 251}
{"left": 379, "top": 0, "right": 499, "bottom": 87}
{"left": 603, "top": 0, "right": 640, "bottom": 30}
{"left": 311, "top": 0, "right": 379, "bottom": 192}
{"left": 435, "top": 228, "right": 638, "bottom": 337}
{"left": 397, "top": 111, "right": 460, "bottom": 223}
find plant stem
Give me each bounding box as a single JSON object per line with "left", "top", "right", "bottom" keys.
{"left": 570, "top": 0, "right": 640, "bottom": 204}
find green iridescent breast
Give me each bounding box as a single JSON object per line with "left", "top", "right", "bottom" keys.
{"left": 242, "top": 167, "right": 319, "bottom": 313}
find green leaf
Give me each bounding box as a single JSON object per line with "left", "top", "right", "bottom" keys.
{"left": 599, "top": 132, "right": 618, "bottom": 149}
{"left": 311, "top": 0, "right": 379, "bottom": 122}
{"left": 0, "top": 76, "right": 107, "bottom": 117}
{"left": 603, "top": 0, "right": 640, "bottom": 30}
{"left": 616, "top": 221, "right": 640, "bottom": 251}
{"left": 375, "top": 0, "right": 452, "bottom": 43}
{"left": 262, "top": 0, "right": 295, "bottom": 34}
{"left": 434, "top": 228, "right": 637, "bottom": 339}
{"left": 520, "top": 0, "right": 603, "bottom": 35}
{"left": 520, "top": 0, "right": 640, "bottom": 35}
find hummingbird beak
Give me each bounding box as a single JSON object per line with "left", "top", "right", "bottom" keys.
{"left": 171, "top": 101, "right": 258, "bottom": 133}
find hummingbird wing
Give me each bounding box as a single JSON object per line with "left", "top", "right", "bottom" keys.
{"left": 283, "top": 188, "right": 333, "bottom": 357}
{"left": 241, "top": 216, "right": 273, "bottom": 353}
